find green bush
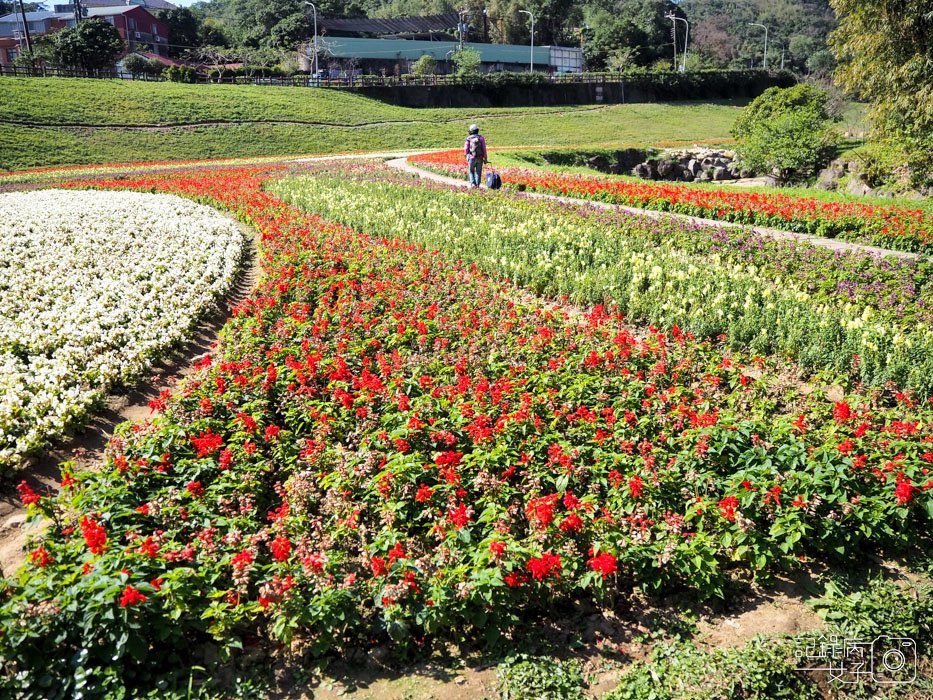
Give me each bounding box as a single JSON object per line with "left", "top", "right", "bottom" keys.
{"left": 814, "top": 578, "right": 933, "bottom": 642}
{"left": 452, "top": 47, "right": 481, "bottom": 77}
{"left": 732, "top": 84, "right": 839, "bottom": 183}
{"left": 621, "top": 69, "right": 796, "bottom": 101}
{"left": 162, "top": 65, "right": 197, "bottom": 83}
{"left": 853, "top": 140, "right": 933, "bottom": 192}
{"left": 122, "top": 54, "right": 149, "bottom": 77}
{"left": 411, "top": 54, "right": 437, "bottom": 76}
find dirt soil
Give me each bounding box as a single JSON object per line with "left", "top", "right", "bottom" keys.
{"left": 262, "top": 569, "right": 828, "bottom": 699}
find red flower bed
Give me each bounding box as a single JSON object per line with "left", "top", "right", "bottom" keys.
{"left": 1, "top": 164, "right": 931, "bottom": 695}
{"left": 410, "top": 150, "right": 933, "bottom": 253}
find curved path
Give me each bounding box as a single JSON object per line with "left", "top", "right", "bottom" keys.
{"left": 386, "top": 157, "right": 920, "bottom": 261}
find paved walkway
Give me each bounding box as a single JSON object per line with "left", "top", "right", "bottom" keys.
{"left": 385, "top": 157, "right": 920, "bottom": 261}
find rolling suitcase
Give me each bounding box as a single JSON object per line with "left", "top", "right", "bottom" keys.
{"left": 485, "top": 171, "right": 502, "bottom": 190}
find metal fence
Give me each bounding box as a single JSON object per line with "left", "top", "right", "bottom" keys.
{"left": 0, "top": 64, "right": 634, "bottom": 88}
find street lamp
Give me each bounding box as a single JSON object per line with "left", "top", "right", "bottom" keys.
{"left": 519, "top": 9, "right": 535, "bottom": 72}
{"left": 748, "top": 22, "right": 768, "bottom": 70}
{"left": 665, "top": 13, "right": 689, "bottom": 72}
{"left": 305, "top": 1, "right": 318, "bottom": 83}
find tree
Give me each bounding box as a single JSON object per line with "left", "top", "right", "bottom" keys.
{"left": 197, "top": 44, "right": 240, "bottom": 81}
{"left": 50, "top": 18, "right": 125, "bottom": 72}
{"left": 829, "top": 0, "right": 933, "bottom": 147}
{"left": 583, "top": 0, "right": 681, "bottom": 71}
{"left": 224, "top": 0, "right": 311, "bottom": 48}
{"left": 197, "top": 19, "right": 229, "bottom": 49}
{"left": 156, "top": 8, "right": 202, "bottom": 58}
{"left": 679, "top": 0, "right": 836, "bottom": 70}
{"left": 606, "top": 46, "right": 639, "bottom": 72}
{"left": 732, "top": 84, "right": 839, "bottom": 182}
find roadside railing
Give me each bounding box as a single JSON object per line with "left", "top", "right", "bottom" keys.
{"left": 0, "top": 64, "right": 654, "bottom": 87}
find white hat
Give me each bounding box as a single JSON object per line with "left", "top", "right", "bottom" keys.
{"left": 469, "top": 124, "right": 479, "bottom": 133}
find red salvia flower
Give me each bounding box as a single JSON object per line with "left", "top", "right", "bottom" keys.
{"left": 119, "top": 585, "right": 148, "bottom": 608}
{"left": 17, "top": 481, "right": 40, "bottom": 506}
{"left": 527, "top": 552, "right": 562, "bottom": 581}
{"left": 717, "top": 496, "right": 739, "bottom": 522}
{"left": 270, "top": 536, "right": 292, "bottom": 562}
{"left": 587, "top": 551, "right": 617, "bottom": 579}
{"left": 80, "top": 515, "right": 107, "bottom": 555}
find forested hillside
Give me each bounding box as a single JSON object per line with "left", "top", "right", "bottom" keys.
{"left": 186, "top": 0, "right": 836, "bottom": 71}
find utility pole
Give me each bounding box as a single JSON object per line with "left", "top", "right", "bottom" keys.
{"left": 666, "top": 13, "right": 689, "bottom": 72}
{"left": 670, "top": 17, "right": 677, "bottom": 69}
{"left": 748, "top": 22, "right": 768, "bottom": 70}
{"left": 16, "top": 0, "right": 32, "bottom": 56}
{"left": 519, "top": 9, "right": 534, "bottom": 72}
{"left": 458, "top": 9, "right": 470, "bottom": 51}
{"left": 305, "top": 2, "right": 318, "bottom": 82}
{"left": 73, "top": 0, "right": 84, "bottom": 26}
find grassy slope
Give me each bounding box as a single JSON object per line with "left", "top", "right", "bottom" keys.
{"left": 0, "top": 78, "right": 741, "bottom": 170}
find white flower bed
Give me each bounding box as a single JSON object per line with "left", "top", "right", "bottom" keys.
{"left": 0, "top": 189, "right": 245, "bottom": 470}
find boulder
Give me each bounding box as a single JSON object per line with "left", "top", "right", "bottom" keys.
{"left": 686, "top": 159, "right": 701, "bottom": 176}
{"left": 614, "top": 148, "right": 647, "bottom": 171}
{"left": 712, "top": 166, "right": 731, "bottom": 181}
{"left": 587, "top": 155, "right": 610, "bottom": 172}
{"left": 633, "top": 162, "right": 653, "bottom": 180}
{"left": 815, "top": 164, "right": 844, "bottom": 191}
{"left": 846, "top": 176, "right": 873, "bottom": 197}
{"left": 657, "top": 159, "right": 680, "bottom": 179}
{"left": 680, "top": 170, "right": 695, "bottom": 182}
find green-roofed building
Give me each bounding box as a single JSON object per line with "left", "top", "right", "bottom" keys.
{"left": 303, "top": 37, "right": 582, "bottom": 76}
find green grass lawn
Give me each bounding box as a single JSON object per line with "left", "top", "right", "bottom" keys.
{"left": 0, "top": 78, "right": 742, "bottom": 170}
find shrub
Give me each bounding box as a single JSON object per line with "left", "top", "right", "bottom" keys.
{"left": 605, "top": 640, "right": 817, "bottom": 700}
{"left": 49, "top": 18, "right": 124, "bottom": 72}
{"left": 452, "top": 47, "right": 481, "bottom": 77}
{"left": 411, "top": 54, "right": 437, "bottom": 76}
{"left": 162, "top": 65, "right": 197, "bottom": 83}
{"left": 732, "top": 84, "right": 839, "bottom": 183}
{"left": 122, "top": 54, "right": 149, "bottom": 77}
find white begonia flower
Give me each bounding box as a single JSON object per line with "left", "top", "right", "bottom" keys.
{"left": 0, "top": 189, "right": 245, "bottom": 470}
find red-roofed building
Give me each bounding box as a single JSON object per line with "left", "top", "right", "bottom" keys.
{"left": 84, "top": 6, "right": 169, "bottom": 55}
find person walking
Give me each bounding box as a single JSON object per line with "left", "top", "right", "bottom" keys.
{"left": 464, "top": 124, "right": 488, "bottom": 188}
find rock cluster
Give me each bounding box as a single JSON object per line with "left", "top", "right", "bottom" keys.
{"left": 816, "top": 159, "right": 932, "bottom": 199}
{"left": 630, "top": 148, "right": 747, "bottom": 183}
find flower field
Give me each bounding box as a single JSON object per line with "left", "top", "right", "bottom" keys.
{"left": 2, "top": 162, "right": 932, "bottom": 696}
{"left": 0, "top": 190, "right": 245, "bottom": 471}
{"left": 410, "top": 150, "right": 933, "bottom": 254}
{"left": 272, "top": 171, "right": 933, "bottom": 395}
